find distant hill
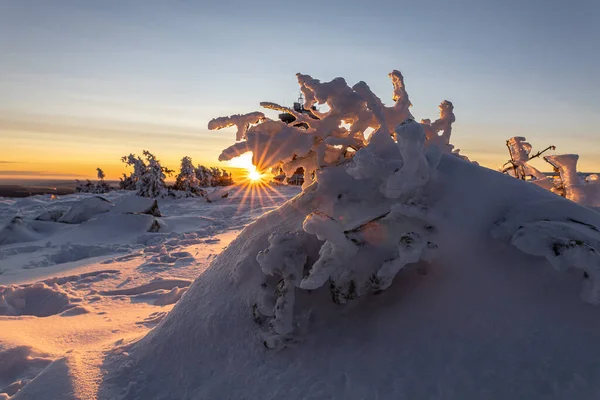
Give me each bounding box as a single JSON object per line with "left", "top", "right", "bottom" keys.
{"left": 0, "top": 179, "right": 114, "bottom": 198}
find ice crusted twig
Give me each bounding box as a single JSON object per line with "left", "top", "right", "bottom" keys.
{"left": 256, "top": 232, "right": 314, "bottom": 336}
{"left": 376, "top": 232, "right": 429, "bottom": 291}
{"left": 493, "top": 202, "right": 600, "bottom": 305}
{"left": 511, "top": 220, "right": 600, "bottom": 305}
{"left": 208, "top": 112, "right": 266, "bottom": 141}
{"left": 300, "top": 212, "right": 358, "bottom": 290}
{"left": 383, "top": 120, "right": 432, "bottom": 200}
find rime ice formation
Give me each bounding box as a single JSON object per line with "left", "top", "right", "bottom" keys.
{"left": 544, "top": 154, "right": 600, "bottom": 206}
{"left": 492, "top": 198, "right": 600, "bottom": 305}
{"left": 503, "top": 137, "right": 600, "bottom": 207}
{"left": 212, "top": 71, "right": 465, "bottom": 191}
{"left": 207, "top": 71, "right": 473, "bottom": 347}
{"left": 211, "top": 71, "right": 600, "bottom": 349}
{"left": 208, "top": 112, "right": 266, "bottom": 141}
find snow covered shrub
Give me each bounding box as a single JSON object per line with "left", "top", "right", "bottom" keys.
{"left": 119, "top": 154, "right": 147, "bottom": 190}
{"left": 544, "top": 154, "right": 600, "bottom": 207}
{"left": 120, "top": 151, "right": 173, "bottom": 198}
{"left": 194, "top": 165, "right": 213, "bottom": 187}
{"left": 501, "top": 137, "right": 600, "bottom": 207}
{"left": 173, "top": 156, "right": 205, "bottom": 197}
{"left": 212, "top": 71, "right": 458, "bottom": 347}
{"left": 94, "top": 168, "right": 112, "bottom": 193}
{"left": 193, "top": 165, "right": 233, "bottom": 187}
{"left": 75, "top": 168, "right": 112, "bottom": 194}
{"left": 137, "top": 151, "right": 173, "bottom": 198}
{"left": 75, "top": 179, "right": 95, "bottom": 193}
{"left": 492, "top": 199, "right": 600, "bottom": 305}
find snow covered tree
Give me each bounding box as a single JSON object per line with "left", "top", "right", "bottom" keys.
{"left": 136, "top": 151, "right": 173, "bottom": 198}
{"left": 94, "top": 167, "right": 112, "bottom": 193}
{"left": 119, "top": 151, "right": 172, "bottom": 197}
{"left": 208, "top": 71, "right": 458, "bottom": 347}
{"left": 119, "top": 154, "right": 147, "bottom": 190}
{"left": 500, "top": 137, "right": 599, "bottom": 207}
{"left": 74, "top": 168, "right": 112, "bottom": 194}
{"left": 75, "top": 179, "right": 94, "bottom": 193}
{"left": 193, "top": 165, "right": 234, "bottom": 187}
{"left": 195, "top": 165, "right": 213, "bottom": 187}
{"left": 173, "top": 156, "right": 205, "bottom": 197}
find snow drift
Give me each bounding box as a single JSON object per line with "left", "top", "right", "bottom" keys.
{"left": 94, "top": 71, "right": 600, "bottom": 399}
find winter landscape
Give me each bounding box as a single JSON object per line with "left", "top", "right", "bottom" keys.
{"left": 2, "top": 2, "right": 600, "bottom": 399}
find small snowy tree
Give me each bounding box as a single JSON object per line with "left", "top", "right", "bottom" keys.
{"left": 94, "top": 167, "right": 112, "bottom": 193}
{"left": 195, "top": 165, "right": 213, "bottom": 187}
{"left": 119, "top": 154, "right": 147, "bottom": 190}
{"left": 74, "top": 168, "right": 111, "bottom": 194}
{"left": 211, "top": 71, "right": 454, "bottom": 348}
{"left": 173, "top": 156, "right": 205, "bottom": 197}
{"left": 75, "top": 179, "right": 94, "bottom": 193}
{"left": 136, "top": 151, "right": 173, "bottom": 198}
{"left": 500, "top": 138, "right": 599, "bottom": 206}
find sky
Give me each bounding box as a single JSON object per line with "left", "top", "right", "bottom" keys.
{"left": 1, "top": 0, "right": 599, "bottom": 180}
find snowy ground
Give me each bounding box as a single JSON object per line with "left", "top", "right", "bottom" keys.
{"left": 0, "top": 185, "right": 299, "bottom": 399}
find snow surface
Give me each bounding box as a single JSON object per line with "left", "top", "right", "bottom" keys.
{"left": 99, "top": 155, "right": 600, "bottom": 400}
{"left": 0, "top": 185, "right": 299, "bottom": 399}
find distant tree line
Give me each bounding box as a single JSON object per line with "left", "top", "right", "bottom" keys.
{"left": 75, "top": 151, "right": 233, "bottom": 198}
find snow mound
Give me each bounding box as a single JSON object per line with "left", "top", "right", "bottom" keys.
{"left": 131, "top": 286, "right": 189, "bottom": 306}
{"left": 98, "top": 278, "right": 191, "bottom": 296}
{"left": 101, "top": 156, "right": 600, "bottom": 400}
{"left": 0, "top": 283, "right": 74, "bottom": 317}
{"left": 110, "top": 195, "right": 161, "bottom": 216}
{"left": 0, "top": 346, "right": 53, "bottom": 398}
{"left": 34, "top": 209, "right": 65, "bottom": 222}
{"left": 0, "top": 217, "right": 41, "bottom": 245}
{"left": 205, "top": 187, "right": 229, "bottom": 203}
{"left": 58, "top": 196, "right": 113, "bottom": 224}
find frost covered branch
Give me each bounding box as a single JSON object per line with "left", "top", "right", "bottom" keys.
{"left": 212, "top": 70, "right": 470, "bottom": 347}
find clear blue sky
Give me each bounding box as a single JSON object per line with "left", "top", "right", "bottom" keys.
{"left": 1, "top": 0, "right": 599, "bottom": 178}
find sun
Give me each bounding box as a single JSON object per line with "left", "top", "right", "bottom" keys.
{"left": 224, "top": 152, "right": 268, "bottom": 184}
{"left": 248, "top": 169, "right": 262, "bottom": 182}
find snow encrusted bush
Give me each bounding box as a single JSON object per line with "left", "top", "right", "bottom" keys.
{"left": 75, "top": 168, "right": 112, "bottom": 194}
{"left": 209, "top": 71, "right": 600, "bottom": 349}
{"left": 172, "top": 157, "right": 205, "bottom": 197}
{"left": 194, "top": 165, "right": 233, "bottom": 187}
{"left": 502, "top": 137, "right": 600, "bottom": 206}
{"left": 120, "top": 151, "right": 173, "bottom": 198}
{"left": 212, "top": 71, "right": 461, "bottom": 347}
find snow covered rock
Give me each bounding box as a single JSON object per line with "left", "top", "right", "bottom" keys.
{"left": 111, "top": 195, "right": 161, "bottom": 216}
{"left": 0, "top": 217, "right": 41, "bottom": 245}
{"left": 492, "top": 198, "right": 600, "bottom": 305}
{"left": 0, "top": 283, "right": 73, "bottom": 317}
{"left": 34, "top": 209, "right": 65, "bottom": 222}
{"left": 205, "top": 187, "right": 230, "bottom": 203}
{"left": 58, "top": 196, "right": 113, "bottom": 224}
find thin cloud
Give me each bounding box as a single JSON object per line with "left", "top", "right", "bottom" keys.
{"left": 0, "top": 161, "right": 20, "bottom": 164}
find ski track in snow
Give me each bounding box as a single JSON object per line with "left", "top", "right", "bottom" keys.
{"left": 0, "top": 186, "right": 300, "bottom": 399}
